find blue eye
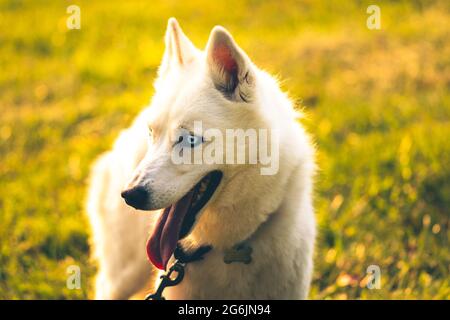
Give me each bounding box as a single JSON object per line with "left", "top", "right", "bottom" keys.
{"left": 177, "top": 131, "right": 203, "bottom": 148}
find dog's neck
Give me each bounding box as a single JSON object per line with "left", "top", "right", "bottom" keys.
{"left": 184, "top": 161, "right": 301, "bottom": 252}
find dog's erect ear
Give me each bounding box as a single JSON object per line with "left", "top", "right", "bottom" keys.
{"left": 159, "top": 18, "right": 198, "bottom": 74}
{"left": 206, "top": 26, "right": 254, "bottom": 102}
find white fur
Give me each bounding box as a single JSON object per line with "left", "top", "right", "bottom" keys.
{"left": 87, "top": 18, "right": 316, "bottom": 299}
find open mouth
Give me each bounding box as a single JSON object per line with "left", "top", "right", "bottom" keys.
{"left": 146, "top": 170, "right": 223, "bottom": 270}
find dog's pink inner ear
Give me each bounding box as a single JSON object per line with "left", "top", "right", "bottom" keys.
{"left": 213, "top": 45, "right": 238, "bottom": 75}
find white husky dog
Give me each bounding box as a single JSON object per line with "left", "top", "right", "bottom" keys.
{"left": 87, "top": 18, "right": 316, "bottom": 300}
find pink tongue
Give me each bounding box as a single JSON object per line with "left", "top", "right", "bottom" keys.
{"left": 146, "top": 190, "right": 195, "bottom": 270}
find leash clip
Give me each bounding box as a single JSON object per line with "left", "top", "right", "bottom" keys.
{"left": 145, "top": 260, "right": 185, "bottom": 300}
{"left": 145, "top": 244, "right": 211, "bottom": 300}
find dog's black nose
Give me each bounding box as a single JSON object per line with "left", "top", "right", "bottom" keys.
{"left": 121, "top": 186, "right": 149, "bottom": 210}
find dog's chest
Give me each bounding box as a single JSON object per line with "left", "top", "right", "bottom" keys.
{"left": 162, "top": 248, "right": 261, "bottom": 299}
{"left": 161, "top": 243, "right": 298, "bottom": 300}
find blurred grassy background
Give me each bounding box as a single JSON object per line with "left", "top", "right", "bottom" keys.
{"left": 0, "top": 0, "right": 449, "bottom": 299}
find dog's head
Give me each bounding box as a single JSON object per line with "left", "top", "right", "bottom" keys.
{"left": 121, "top": 18, "right": 281, "bottom": 269}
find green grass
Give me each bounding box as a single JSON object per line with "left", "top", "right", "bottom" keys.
{"left": 0, "top": 0, "right": 448, "bottom": 299}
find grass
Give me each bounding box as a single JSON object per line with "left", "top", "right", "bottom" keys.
{"left": 0, "top": 0, "right": 448, "bottom": 299}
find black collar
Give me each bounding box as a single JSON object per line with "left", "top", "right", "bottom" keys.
{"left": 174, "top": 243, "right": 212, "bottom": 264}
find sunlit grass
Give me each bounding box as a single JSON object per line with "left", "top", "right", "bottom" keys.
{"left": 0, "top": 0, "right": 448, "bottom": 299}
